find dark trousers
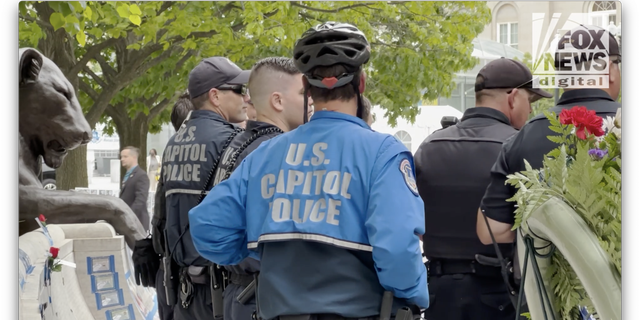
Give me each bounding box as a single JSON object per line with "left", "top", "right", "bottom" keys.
{"left": 424, "top": 273, "right": 524, "bottom": 320}
{"left": 173, "top": 283, "right": 213, "bottom": 320}
{"left": 156, "top": 268, "right": 174, "bottom": 320}
{"left": 223, "top": 282, "right": 257, "bottom": 320}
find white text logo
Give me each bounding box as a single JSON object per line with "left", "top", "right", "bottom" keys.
{"left": 531, "top": 13, "right": 612, "bottom": 89}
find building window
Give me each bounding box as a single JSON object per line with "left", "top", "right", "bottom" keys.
{"left": 590, "top": 1, "right": 617, "bottom": 29}
{"left": 498, "top": 22, "right": 518, "bottom": 50}
{"left": 95, "top": 150, "right": 120, "bottom": 158}
{"left": 393, "top": 130, "right": 412, "bottom": 151}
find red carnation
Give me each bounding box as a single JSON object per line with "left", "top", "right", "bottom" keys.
{"left": 50, "top": 247, "right": 59, "bottom": 259}
{"left": 38, "top": 214, "right": 46, "bottom": 222}
{"left": 559, "top": 106, "right": 605, "bottom": 140}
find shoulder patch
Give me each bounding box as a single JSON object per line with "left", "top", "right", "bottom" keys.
{"left": 399, "top": 158, "right": 419, "bottom": 196}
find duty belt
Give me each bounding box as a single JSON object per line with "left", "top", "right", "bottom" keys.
{"left": 229, "top": 272, "right": 255, "bottom": 287}
{"left": 427, "top": 258, "right": 502, "bottom": 277}
{"left": 277, "top": 314, "right": 380, "bottom": 320}
{"left": 277, "top": 307, "right": 420, "bottom": 320}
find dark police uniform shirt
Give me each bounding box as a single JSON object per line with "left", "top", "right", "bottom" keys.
{"left": 162, "top": 109, "right": 239, "bottom": 267}
{"left": 480, "top": 89, "right": 621, "bottom": 225}
{"left": 414, "top": 107, "right": 517, "bottom": 260}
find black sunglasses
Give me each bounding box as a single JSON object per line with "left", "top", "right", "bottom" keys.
{"left": 218, "top": 84, "right": 247, "bottom": 96}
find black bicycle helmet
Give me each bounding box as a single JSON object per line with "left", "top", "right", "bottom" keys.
{"left": 293, "top": 22, "right": 371, "bottom": 76}
{"left": 294, "top": 22, "right": 371, "bottom": 124}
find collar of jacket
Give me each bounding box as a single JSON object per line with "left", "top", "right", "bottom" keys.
{"left": 190, "top": 109, "right": 229, "bottom": 123}
{"left": 246, "top": 120, "right": 281, "bottom": 132}
{"left": 557, "top": 89, "right": 616, "bottom": 108}
{"left": 461, "top": 107, "right": 511, "bottom": 126}
{"left": 309, "top": 110, "right": 369, "bottom": 129}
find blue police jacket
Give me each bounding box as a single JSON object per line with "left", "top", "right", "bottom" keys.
{"left": 189, "top": 111, "right": 429, "bottom": 316}
{"left": 162, "top": 109, "right": 240, "bottom": 267}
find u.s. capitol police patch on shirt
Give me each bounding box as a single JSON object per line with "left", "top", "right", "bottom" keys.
{"left": 400, "top": 158, "right": 419, "bottom": 196}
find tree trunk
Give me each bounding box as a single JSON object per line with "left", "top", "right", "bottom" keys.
{"left": 56, "top": 146, "right": 89, "bottom": 190}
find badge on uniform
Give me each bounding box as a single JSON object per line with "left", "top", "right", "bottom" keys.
{"left": 400, "top": 158, "right": 419, "bottom": 196}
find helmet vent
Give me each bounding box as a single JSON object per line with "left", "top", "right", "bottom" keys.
{"left": 344, "top": 49, "right": 357, "bottom": 58}
{"left": 317, "top": 47, "right": 338, "bottom": 57}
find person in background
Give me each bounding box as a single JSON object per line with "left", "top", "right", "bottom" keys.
{"left": 234, "top": 94, "right": 255, "bottom": 129}
{"left": 147, "top": 148, "right": 160, "bottom": 192}
{"left": 119, "top": 146, "right": 150, "bottom": 232}
{"left": 171, "top": 90, "right": 195, "bottom": 132}
{"left": 361, "top": 96, "right": 374, "bottom": 126}
{"left": 246, "top": 98, "right": 258, "bottom": 121}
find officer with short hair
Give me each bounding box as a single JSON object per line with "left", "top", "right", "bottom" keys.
{"left": 414, "top": 57, "right": 552, "bottom": 320}
{"left": 476, "top": 25, "right": 621, "bottom": 248}
{"left": 214, "top": 56, "right": 311, "bottom": 320}
{"left": 163, "top": 56, "right": 250, "bottom": 320}
{"left": 189, "top": 21, "right": 428, "bottom": 320}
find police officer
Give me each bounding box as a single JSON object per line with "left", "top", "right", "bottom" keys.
{"left": 414, "top": 57, "right": 552, "bottom": 320}
{"left": 213, "top": 56, "right": 311, "bottom": 320}
{"left": 477, "top": 26, "right": 621, "bottom": 249}
{"left": 189, "top": 22, "right": 429, "bottom": 320}
{"left": 163, "top": 56, "right": 250, "bottom": 320}
{"left": 155, "top": 92, "right": 195, "bottom": 320}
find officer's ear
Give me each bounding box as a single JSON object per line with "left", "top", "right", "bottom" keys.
{"left": 208, "top": 88, "right": 221, "bottom": 107}
{"left": 270, "top": 91, "right": 284, "bottom": 112}
{"left": 358, "top": 72, "right": 366, "bottom": 93}
{"left": 506, "top": 89, "right": 518, "bottom": 110}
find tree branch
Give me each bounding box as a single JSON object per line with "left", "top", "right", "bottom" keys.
{"left": 19, "top": 14, "right": 54, "bottom": 31}
{"left": 148, "top": 93, "right": 179, "bottom": 120}
{"left": 175, "top": 49, "right": 195, "bottom": 71}
{"left": 143, "top": 92, "right": 163, "bottom": 107}
{"left": 134, "top": 46, "right": 181, "bottom": 75}
{"left": 289, "top": 2, "right": 378, "bottom": 13}
{"left": 94, "top": 53, "right": 118, "bottom": 82}
{"left": 78, "top": 80, "right": 99, "bottom": 101}
{"left": 67, "top": 38, "right": 119, "bottom": 77}
{"left": 104, "top": 103, "right": 130, "bottom": 133}
{"left": 84, "top": 85, "right": 123, "bottom": 127}
{"left": 157, "top": 1, "right": 175, "bottom": 16}
{"left": 82, "top": 66, "right": 109, "bottom": 88}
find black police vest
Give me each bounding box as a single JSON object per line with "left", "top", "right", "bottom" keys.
{"left": 163, "top": 111, "right": 242, "bottom": 267}
{"left": 416, "top": 118, "right": 515, "bottom": 260}
{"left": 212, "top": 126, "right": 284, "bottom": 187}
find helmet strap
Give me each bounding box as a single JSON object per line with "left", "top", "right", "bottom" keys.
{"left": 351, "top": 80, "right": 364, "bottom": 120}
{"left": 303, "top": 87, "right": 309, "bottom": 124}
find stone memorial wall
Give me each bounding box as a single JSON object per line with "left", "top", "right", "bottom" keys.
{"left": 19, "top": 222, "right": 159, "bottom": 320}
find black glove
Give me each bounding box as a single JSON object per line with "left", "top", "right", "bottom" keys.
{"left": 132, "top": 238, "right": 161, "bottom": 287}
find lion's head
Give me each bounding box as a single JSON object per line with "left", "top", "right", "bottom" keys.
{"left": 19, "top": 48, "right": 92, "bottom": 168}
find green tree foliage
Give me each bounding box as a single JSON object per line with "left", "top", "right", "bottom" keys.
{"left": 19, "top": 1, "right": 491, "bottom": 188}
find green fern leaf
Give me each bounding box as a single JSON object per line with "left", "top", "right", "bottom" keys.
{"left": 547, "top": 135, "right": 566, "bottom": 145}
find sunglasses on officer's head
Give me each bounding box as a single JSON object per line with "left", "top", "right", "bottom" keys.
{"left": 218, "top": 84, "right": 247, "bottom": 96}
